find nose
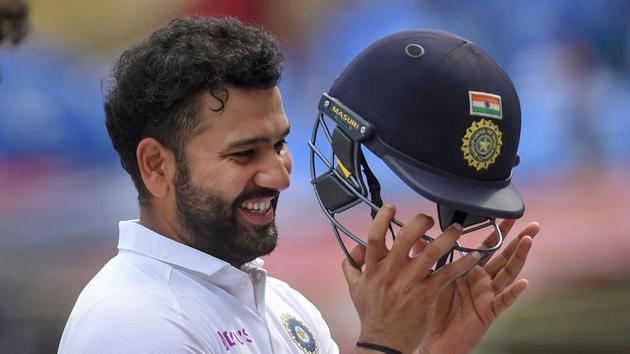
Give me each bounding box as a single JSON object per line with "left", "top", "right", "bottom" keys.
{"left": 254, "top": 149, "right": 292, "bottom": 192}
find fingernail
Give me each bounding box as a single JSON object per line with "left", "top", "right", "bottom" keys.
{"left": 471, "top": 251, "right": 482, "bottom": 260}
{"left": 450, "top": 223, "right": 463, "bottom": 231}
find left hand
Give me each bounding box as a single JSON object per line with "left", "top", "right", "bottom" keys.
{"left": 417, "top": 219, "right": 541, "bottom": 354}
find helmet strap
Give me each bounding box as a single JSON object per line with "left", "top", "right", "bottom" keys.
{"left": 359, "top": 151, "right": 383, "bottom": 217}
{"left": 360, "top": 152, "right": 396, "bottom": 240}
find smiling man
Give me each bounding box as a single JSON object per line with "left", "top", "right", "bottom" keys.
{"left": 59, "top": 17, "right": 540, "bottom": 354}
{"left": 58, "top": 17, "right": 320, "bottom": 353}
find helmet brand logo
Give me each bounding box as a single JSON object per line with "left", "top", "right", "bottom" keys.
{"left": 332, "top": 105, "right": 360, "bottom": 130}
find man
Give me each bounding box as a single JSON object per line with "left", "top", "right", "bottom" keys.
{"left": 59, "top": 17, "right": 540, "bottom": 353}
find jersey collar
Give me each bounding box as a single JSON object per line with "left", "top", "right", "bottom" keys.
{"left": 117, "top": 220, "right": 265, "bottom": 280}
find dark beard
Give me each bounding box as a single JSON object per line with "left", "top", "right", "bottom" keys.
{"left": 173, "top": 162, "right": 279, "bottom": 267}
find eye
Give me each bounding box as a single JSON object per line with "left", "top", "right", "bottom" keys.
{"left": 274, "top": 139, "right": 287, "bottom": 154}
{"left": 230, "top": 149, "right": 255, "bottom": 161}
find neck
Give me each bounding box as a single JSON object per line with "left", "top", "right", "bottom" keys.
{"left": 139, "top": 202, "right": 188, "bottom": 246}
{"left": 139, "top": 203, "right": 251, "bottom": 269}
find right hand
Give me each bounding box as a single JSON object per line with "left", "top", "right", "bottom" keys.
{"left": 342, "top": 204, "right": 482, "bottom": 354}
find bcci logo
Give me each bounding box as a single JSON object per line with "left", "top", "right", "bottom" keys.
{"left": 281, "top": 313, "right": 318, "bottom": 354}
{"left": 461, "top": 119, "right": 503, "bottom": 171}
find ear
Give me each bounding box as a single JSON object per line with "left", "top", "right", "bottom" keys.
{"left": 136, "top": 137, "right": 177, "bottom": 199}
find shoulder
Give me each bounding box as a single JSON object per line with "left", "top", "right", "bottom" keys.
{"left": 266, "top": 276, "right": 317, "bottom": 308}
{"left": 59, "top": 288, "right": 204, "bottom": 353}
{"left": 68, "top": 251, "right": 176, "bottom": 318}
{"left": 265, "top": 277, "right": 325, "bottom": 325}
{"left": 59, "top": 253, "right": 210, "bottom": 353}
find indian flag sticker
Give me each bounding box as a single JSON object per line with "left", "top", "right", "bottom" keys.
{"left": 469, "top": 91, "right": 502, "bottom": 119}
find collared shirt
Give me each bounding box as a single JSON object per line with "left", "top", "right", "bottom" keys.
{"left": 59, "top": 220, "right": 339, "bottom": 353}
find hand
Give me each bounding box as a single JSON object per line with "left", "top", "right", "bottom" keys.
{"left": 342, "top": 205, "right": 483, "bottom": 354}
{"left": 418, "top": 219, "right": 541, "bottom": 354}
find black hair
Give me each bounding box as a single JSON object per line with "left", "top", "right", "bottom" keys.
{"left": 104, "top": 16, "right": 282, "bottom": 205}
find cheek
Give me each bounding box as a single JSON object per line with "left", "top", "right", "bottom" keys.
{"left": 219, "top": 171, "right": 253, "bottom": 198}
{"left": 195, "top": 164, "right": 252, "bottom": 201}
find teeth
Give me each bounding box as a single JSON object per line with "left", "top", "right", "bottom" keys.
{"left": 241, "top": 199, "right": 272, "bottom": 213}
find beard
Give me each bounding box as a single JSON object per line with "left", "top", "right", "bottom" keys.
{"left": 173, "top": 162, "right": 280, "bottom": 267}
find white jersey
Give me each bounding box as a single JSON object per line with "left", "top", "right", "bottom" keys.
{"left": 59, "top": 220, "right": 339, "bottom": 354}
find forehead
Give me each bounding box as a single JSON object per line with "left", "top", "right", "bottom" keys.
{"left": 191, "top": 87, "right": 289, "bottom": 146}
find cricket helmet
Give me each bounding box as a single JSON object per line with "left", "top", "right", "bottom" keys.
{"left": 309, "top": 30, "right": 524, "bottom": 268}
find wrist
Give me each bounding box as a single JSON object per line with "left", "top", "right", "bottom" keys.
{"left": 356, "top": 341, "right": 404, "bottom": 354}
{"left": 357, "top": 329, "right": 419, "bottom": 354}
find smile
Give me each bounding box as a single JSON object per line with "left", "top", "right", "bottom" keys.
{"left": 239, "top": 197, "right": 273, "bottom": 214}
{"left": 237, "top": 197, "right": 275, "bottom": 226}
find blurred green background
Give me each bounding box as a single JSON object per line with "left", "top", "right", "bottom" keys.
{"left": 1, "top": 0, "right": 629, "bottom": 353}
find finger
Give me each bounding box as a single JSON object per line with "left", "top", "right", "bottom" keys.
{"left": 430, "top": 251, "right": 482, "bottom": 289}
{"left": 477, "top": 219, "right": 516, "bottom": 267}
{"left": 389, "top": 213, "right": 434, "bottom": 266}
{"left": 490, "top": 278, "right": 529, "bottom": 319}
{"left": 414, "top": 223, "right": 464, "bottom": 273}
{"left": 491, "top": 236, "right": 533, "bottom": 292}
{"left": 468, "top": 265, "right": 493, "bottom": 302}
{"left": 485, "top": 222, "right": 541, "bottom": 277}
{"left": 410, "top": 235, "right": 429, "bottom": 258}
{"left": 342, "top": 244, "right": 366, "bottom": 289}
{"left": 365, "top": 204, "right": 396, "bottom": 270}
{"left": 481, "top": 219, "right": 516, "bottom": 248}
{"left": 501, "top": 222, "right": 541, "bottom": 256}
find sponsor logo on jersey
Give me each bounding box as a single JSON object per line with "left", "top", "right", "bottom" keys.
{"left": 281, "top": 313, "right": 319, "bottom": 354}
{"left": 216, "top": 328, "right": 253, "bottom": 351}
{"left": 461, "top": 119, "right": 503, "bottom": 170}
{"left": 469, "top": 91, "right": 502, "bottom": 119}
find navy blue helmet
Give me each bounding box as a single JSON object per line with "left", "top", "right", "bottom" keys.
{"left": 309, "top": 30, "right": 524, "bottom": 268}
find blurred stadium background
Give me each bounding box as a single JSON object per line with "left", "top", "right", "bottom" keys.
{"left": 1, "top": 0, "right": 629, "bottom": 353}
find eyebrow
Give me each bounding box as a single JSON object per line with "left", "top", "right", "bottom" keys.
{"left": 226, "top": 125, "right": 291, "bottom": 149}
